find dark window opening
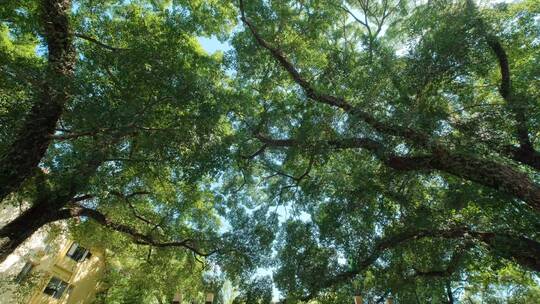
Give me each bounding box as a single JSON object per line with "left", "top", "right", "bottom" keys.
{"left": 43, "top": 276, "right": 69, "bottom": 299}
{"left": 66, "top": 243, "right": 90, "bottom": 262}
{"left": 15, "top": 262, "right": 33, "bottom": 283}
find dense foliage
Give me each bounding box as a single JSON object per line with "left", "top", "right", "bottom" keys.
{"left": 1, "top": 0, "right": 235, "bottom": 302}
{"left": 0, "top": 0, "right": 539, "bottom": 303}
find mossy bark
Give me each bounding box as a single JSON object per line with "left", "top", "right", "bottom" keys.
{"left": 0, "top": 0, "right": 75, "bottom": 201}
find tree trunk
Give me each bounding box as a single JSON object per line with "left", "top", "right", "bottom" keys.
{"left": 0, "top": 154, "right": 109, "bottom": 263}
{"left": 0, "top": 0, "right": 75, "bottom": 201}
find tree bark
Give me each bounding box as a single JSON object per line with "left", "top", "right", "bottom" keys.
{"left": 240, "top": 5, "right": 540, "bottom": 212}
{"left": 258, "top": 135, "right": 540, "bottom": 212}
{"left": 0, "top": 0, "right": 75, "bottom": 201}
{"left": 387, "top": 152, "right": 540, "bottom": 212}
{"left": 0, "top": 201, "right": 71, "bottom": 262}
{"left": 475, "top": 232, "right": 540, "bottom": 273}
{"left": 506, "top": 145, "right": 540, "bottom": 171}
{"left": 445, "top": 280, "right": 454, "bottom": 304}
{"left": 0, "top": 201, "right": 214, "bottom": 263}
{"left": 298, "top": 227, "right": 540, "bottom": 302}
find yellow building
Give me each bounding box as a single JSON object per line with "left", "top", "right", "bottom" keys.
{"left": 1, "top": 206, "right": 105, "bottom": 304}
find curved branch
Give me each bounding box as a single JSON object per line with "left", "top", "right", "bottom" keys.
{"left": 486, "top": 35, "right": 537, "bottom": 169}
{"left": 298, "top": 227, "right": 540, "bottom": 302}
{"left": 64, "top": 205, "right": 218, "bottom": 257}
{"left": 489, "top": 38, "right": 532, "bottom": 142}
{"left": 240, "top": 1, "right": 540, "bottom": 211}
{"left": 109, "top": 190, "right": 158, "bottom": 227}
{"left": 258, "top": 134, "right": 540, "bottom": 212}
{"left": 239, "top": 0, "right": 428, "bottom": 144}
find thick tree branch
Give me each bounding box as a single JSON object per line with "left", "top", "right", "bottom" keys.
{"left": 469, "top": 0, "right": 538, "bottom": 169}
{"left": 489, "top": 38, "right": 531, "bottom": 141}
{"left": 487, "top": 39, "right": 511, "bottom": 101}
{"left": 239, "top": 0, "right": 428, "bottom": 144}
{"left": 486, "top": 36, "right": 537, "bottom": 169}
{"left": 445, "top": 280, "right": 455, "bottom": 304}
{"left": 63, "top": 205, "right": 218, "bottom": 257}
{"left": 258, "top": 134, "right": 540, "bottom": 211}
{"left": 241, "top": 1, "right": 540, "bottom": 211}
{"left": 255, "top": 133, "right": 384, "bottom": 154}
{"left": 505, "top": 145, "right": 540, "bottom": 171}
{"left": 298, "top": 227, "right": 540, "bottom": 302}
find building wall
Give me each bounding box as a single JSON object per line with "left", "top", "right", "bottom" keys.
{"left": 0, "top": 205, "right": 105, "bottom": 304}
{"left": 26, "top": 240, "right": 105, "bottom": 304}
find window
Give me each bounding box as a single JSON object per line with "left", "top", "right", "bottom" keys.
{"left": 43, "top": 276, "right": 69, "bottom": 299}
{"left": 65, "top": 243, "right": 90, "bottom": 262}
{"left": 15, "top": 262, "right": 33, "bottom": 283}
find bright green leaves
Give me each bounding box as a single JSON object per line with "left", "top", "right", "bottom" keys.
{"left": 232, "top": 276, "right": 273, "bottom": 304}
{"left": 1, "top": 0, "right": 236, "bottom": 302}
{"left": 2, "top": 0, "right": 540, "bottom": 303}
{"left": 0, "top": 16, "right": 42, "bottom": 153}
{"left": 464, "top": 262, "right": 540, "bottom": 302}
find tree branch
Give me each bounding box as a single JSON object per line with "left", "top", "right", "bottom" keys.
{"left": 256, "top": 129, "right": 540, "bottom": 212}
{"left": 298, "top": 227, "right": 540, "bottom": 302}
{"left": 505, "top": 145, "right": 540, "bottom": 171}
{"left": 74, "top": 33, "right": 129, "bottom": 51}
{"left": 49, "top": 130, "right": 101, "bottom": 141}
{"left": 488, "top": 37, "right": 531, "bottom": 143}
{"left": 109, "top": 190, "right": 160, "bottom": 228}
{"left": 64, "top": 205, "right": 219, "bottom": 257}
{"left": 240, "top": 0, "right": 435, "bottom": 150}
{"left": 242, "top": 144, "right": 268, "bottom": 159}
{"left": 485, "top": 33, "right": 537, "bottom": 168}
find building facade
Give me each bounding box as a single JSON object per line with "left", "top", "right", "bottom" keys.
{"left": 0, "top": 205, "right": 105, "bottom": 304}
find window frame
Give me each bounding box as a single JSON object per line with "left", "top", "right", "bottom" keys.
{"left": 43, "top": 276, "right": 69, "bottom": 299}
{"left": 15, "top": 261, "right": 34, "bottom": 283}
{"left": 65, "top": 242, "right": 90, "bottom": 262}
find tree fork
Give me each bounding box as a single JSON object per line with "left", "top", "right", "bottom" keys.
{"left": 0, "top": 201, "right": 70, "bottom": 262}
{"left": 0, "top": 201, "right": 217, "bottom": 263}
{"left": 240, "top": 3, "right": 540, "bottom": 213}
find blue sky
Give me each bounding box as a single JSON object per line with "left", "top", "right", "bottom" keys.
{"left": 198, "top": 36, "right": 231, "bottom": 54}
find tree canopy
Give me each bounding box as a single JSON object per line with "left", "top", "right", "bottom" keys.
{"left": 1, "top": 0, "right": 539, "bottom": 303}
